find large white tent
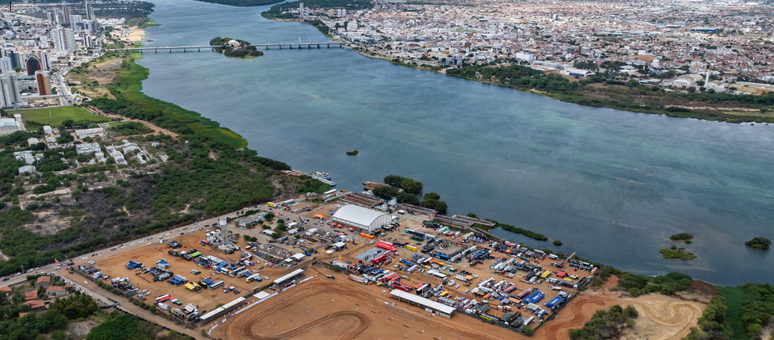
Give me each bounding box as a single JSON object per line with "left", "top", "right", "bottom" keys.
{"left": 332, "top": 205, "right": 390, "bottom": 232}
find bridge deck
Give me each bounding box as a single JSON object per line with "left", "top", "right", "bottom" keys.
{"left": 108, "top": 43, "right": 343, "bottom": 51}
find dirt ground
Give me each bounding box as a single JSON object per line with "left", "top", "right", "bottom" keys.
{"left": 65, "top": 57, "right": 121, "bottom": 99}
{"left": 535, "top": 276, "right": 706, "bottom": 340}
{"left": 213, "top": 271, "right": 521, "bottom": 340}
{"left": 89, "top": 200, "right": 708, "bottom": 340}
{"left": 65, "top": 319, "right": 97, "bottom": 340}
{"left": 90, "top": 106, "right": 179, "bottom": 139}
{"left": 94, "top": 229, "right": 300, "bottom": 313}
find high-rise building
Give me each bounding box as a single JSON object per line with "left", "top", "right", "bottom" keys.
{"left": 47, "top": 11, "right": 54, "bottom": 23}
{"left": 35, "top": 71, "right": 51, "bottom": 96}
{"left": 299, "top": 3, "right": 305, "bottom": 19}
{"left": 69, "top": 15, "right": 82, "bottom": 28}
{"left": 0, "top": 73, "right": 21, "bottom": 107}
{"left": 39, "top": 52, "right": 50, "bottom": 71}
{"left": 53, "top": 8, "right": 63, "bottom": 24}
{"left": 55, "top": 26, "right": 76, "bottom": 53}
{"left": 0, "top": 57, "right": 13, "bottom": 74}
{"left": 82, "top": 33, "right": 92, "bottom": 49}
{"left": 85, "top": 0, "right": 95, "bottom": 20}
{"left": 6, "top": 51, "right": 17, "bottom": 69}
{"left": 61, "top": 5, "right": 71, "bottom": 25}
{"left": 25, "top": 56, "right": 41, "bottom": 76}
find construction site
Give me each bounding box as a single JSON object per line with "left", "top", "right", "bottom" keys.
{"left": 71, "top": 196, "right": 706, "bottom": 339}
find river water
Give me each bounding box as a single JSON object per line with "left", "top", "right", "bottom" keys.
{"left": 137, "top": 0, "right": 774, "bottom": 286}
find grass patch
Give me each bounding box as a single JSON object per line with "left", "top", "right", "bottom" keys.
{"left": 10, "top": 106, "right": 111, "bottom": 128}
{"left": 660, "top": 248, "right": 696, "bottom": 260}
{"left": 718, "top": 286, "right": 748, "bottom": 340}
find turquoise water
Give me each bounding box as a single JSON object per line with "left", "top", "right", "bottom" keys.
{"left": 137, "top": 0, "right": 774, "bottom": 286}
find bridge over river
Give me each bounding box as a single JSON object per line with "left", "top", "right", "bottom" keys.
{"left": 108, "top": 42, "right": 345, "bottom": 53}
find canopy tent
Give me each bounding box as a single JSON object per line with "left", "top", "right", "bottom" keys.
{"left": 313, "top": 214, "right": 326, "bottom": 219}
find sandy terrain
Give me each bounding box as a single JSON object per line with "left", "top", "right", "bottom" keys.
{"left": 536, "top": 277, "right": 705, "bottom": 340}
{"left": 213, "top": 274, "right": 522, "bottom": 340}
{"left": 122, "top": 27, "right": 145, "bottom": 43}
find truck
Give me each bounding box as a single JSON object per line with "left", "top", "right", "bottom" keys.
{"left": 246, "top": 273, "right": 262, "bottom": 283}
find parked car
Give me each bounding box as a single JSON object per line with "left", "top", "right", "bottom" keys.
{"left": 83, "top": 281, "right": 89, "bottom": 285}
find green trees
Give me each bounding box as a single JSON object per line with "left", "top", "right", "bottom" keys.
{"left": 736, "top": 283, "right": 774, "bottom": 338}
{"left": 86, "top": 313, "right": 148, "bottom": 340}
{"left": 618, "top": 272, "right": 692, "bottom": 297}
{"left": 744, "top": 237, "right": 771, "bottom": 249}
{"left": 494, "top": 222, "right": 548, "bottom": 241}
{"left": 383, "top": 175, "right": 404, "bottom": 187}
{"left": 108, "top": 122, "right": 152, "bottom": 136}
{"left": 420, "top": 198, "right": 447, "bottom": 214}
{"left": 373, "top": 185, "right": 400, "bottom": 199}
{"left": 568, "top": 305, "right": 638, "bottom": 340}
{"left": 660, "top": 248, "right": 697, "bottom": 260}
{"left": 423, "top": 192, "right": 440, "bottom": 200}
{"left": 50, "top": 292, "right": 99, "bottom": 319}
{"left": 400, "top": 178, "right": 423, "bottom": 194}
{"left": 0, "top": 293, "right": 94, "bottom": 340}
{"left": 670, "top": 233, "right": 694, "bottom": 243}
{"left": 395, "top": 192, "right": 419, "bottom": 205}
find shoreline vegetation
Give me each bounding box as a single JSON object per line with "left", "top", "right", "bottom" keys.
{"left": 10, "top": 8, "right": 770, "bottom": 339}
{"left": 210, "top": 37, "right": 264, "bottom": 59}
{"left": 444, "top": 64, "right": 774, "bottom": 124}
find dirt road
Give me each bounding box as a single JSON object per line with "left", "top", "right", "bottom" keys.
{"left": 535, "top": 277, "right": 705, "bottom": 340}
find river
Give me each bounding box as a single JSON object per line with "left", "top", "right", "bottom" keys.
{"left": 136, "top": 0, "right": 774, "bottom": 286}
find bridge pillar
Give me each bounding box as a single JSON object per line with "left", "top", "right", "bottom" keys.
{"left": 155, "top": 49, "right": 158, "bottom": 53}
{"left": 327, "top": 44, "right": 330, "bottom": 48}
{"left": 317, "top": 44, "right": 320, "bottom": 49}
{"left": 198, "top": 48, "right": 200, "bottom": 52}
{"left": 279, "top": 44, "right": 282, "bottom": 49}
{"left": 169, "top": 49, "right": 172, "bottom": 53}
{"left": 265, "top": 46, "right": 268, "bottom": 50}
{"left": 183, "top": 48, "right": 186, "bottom": 52}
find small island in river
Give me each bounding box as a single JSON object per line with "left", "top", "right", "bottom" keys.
{"left": 210, "top": 37, "right": 263, "bottom": 59}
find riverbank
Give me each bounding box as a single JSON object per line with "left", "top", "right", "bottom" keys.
{"left": 285, "top": 21, "right": 774, "bottom": 124}
{"left": 88, "top": 3, "right": 772, "bottom": 336}
{"left": 121, "top": 26, "right": 146, "bottom": 43}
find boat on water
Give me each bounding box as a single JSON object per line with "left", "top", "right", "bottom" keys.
{"left": 311, "top": 171, "right": 336, "bottom": 186}
{"left": 147, "top": 39, "right": 155, "bottom": 42}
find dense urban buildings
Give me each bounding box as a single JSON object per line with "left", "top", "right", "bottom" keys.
{"left": 287, "top": 0, "right": 774, "bottom": 94}
{"left": 0, "top": 1, "right": 102, "bottom": 107}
